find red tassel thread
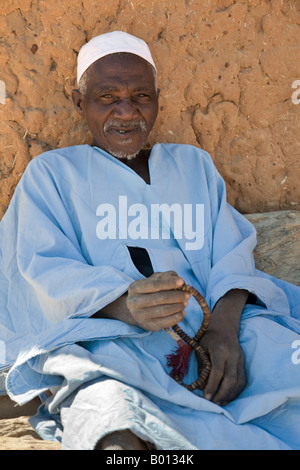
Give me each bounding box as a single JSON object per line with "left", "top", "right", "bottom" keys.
{"left": 165, "top": 340, "right": 192, "bottom": 381}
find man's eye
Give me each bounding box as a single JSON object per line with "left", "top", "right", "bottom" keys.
{"left": 134, "top": 94, "right": 151, "bottom": 102}
{"left": 99, "top": 95, "right": 116, "bottom": 103}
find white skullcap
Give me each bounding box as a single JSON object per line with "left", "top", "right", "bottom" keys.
{"left": 77, "top": 31, "right": 156, "bottom": 85}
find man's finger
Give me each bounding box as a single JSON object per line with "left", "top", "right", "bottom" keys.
{"left": 216, "top": 360, "right": 246, "bottom": 406}
{"left": 202, "top": 360, "right": 225, "bottom": 402}
{"left": 210, "top": 371, "right": 237, "bottom": 405}
{"left": 127, "top": 289, "right": 189, "bottom": 309}
{"left": 138, "top": 302, "right": 188, "bottom": 319}
{"left": 141, "top": 310, "right": 186, "bottom": 332}
{"left": 205, "top": 357, "right": 246, "bottom": 406}
{"left": 129, "top": 271, "right": 185, "bottom": 295}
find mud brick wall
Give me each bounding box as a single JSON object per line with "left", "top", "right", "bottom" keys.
{"left": 0, "top": 0, "right": 300, "bottom": 218}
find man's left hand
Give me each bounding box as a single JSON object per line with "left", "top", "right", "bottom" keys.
{"left": 197, "top": 323, "right": 246, "bottom": 406}
{"left": 196, "top": 289, "right": 249, "bottom": 406}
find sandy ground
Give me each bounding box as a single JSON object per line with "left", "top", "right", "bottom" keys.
{"left": 0, "top": 396, "right": 61, "bottom": 450}
{"left": 0, "top": 417, "right": 61, "bottom": 450}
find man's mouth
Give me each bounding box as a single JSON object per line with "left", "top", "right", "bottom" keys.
{"left": 104, "top": 120, "right": 147, "bottom": 138}
{"left": 111, "top": 128, "right": 139, "bottom": 135}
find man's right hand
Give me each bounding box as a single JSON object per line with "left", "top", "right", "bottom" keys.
{"left": 94, "top": 271, "right": 190, "bottom": 332}
{"left": 126, "top": 271, "right": 190, "bottom": 331}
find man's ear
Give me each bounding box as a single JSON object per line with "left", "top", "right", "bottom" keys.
{"left": 72, "top": 89, "right": 85, "bottom": 116}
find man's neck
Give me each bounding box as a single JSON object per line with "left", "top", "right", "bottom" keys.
{"left": 119, "top": 148, "right": 151, "bottom": 184}
{"left": 92, "top": 142, "right": 152, "bottom": 184}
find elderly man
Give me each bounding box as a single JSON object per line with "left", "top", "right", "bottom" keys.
{"left": 0, "top": 31, "right": 300, "bottom": 450}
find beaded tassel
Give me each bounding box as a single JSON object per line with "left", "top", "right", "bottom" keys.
{"left": 165, "top": 330, "right": 192, "bottom": 380}
{"left": 164, "top": 283, "right": 212, "bottom": 392}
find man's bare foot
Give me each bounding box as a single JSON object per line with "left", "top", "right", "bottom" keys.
{"left": 94, "top": 429, "right": 151, "bottom": 450}
{"left": 0, "top": 396, "right": 41, "bottom": 419}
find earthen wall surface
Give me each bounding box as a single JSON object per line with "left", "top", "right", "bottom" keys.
{"left": 0, "top": 0, "right": 300, "bottom": 217}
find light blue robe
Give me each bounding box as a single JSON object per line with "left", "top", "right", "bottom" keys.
{"left": 0, "top": 144, "right": 300, "bottom": 449}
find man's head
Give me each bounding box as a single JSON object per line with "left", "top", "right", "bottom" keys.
{"left": 72, "top": 32, "right": 159, "bottom": 160}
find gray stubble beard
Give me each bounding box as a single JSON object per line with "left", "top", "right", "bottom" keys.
{"left": 103, "top": 119, "right": 147, "bottom": 161}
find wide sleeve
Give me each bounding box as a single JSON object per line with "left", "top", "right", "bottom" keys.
{"left": 1, "top": 157, "right": 135, "bottom": 326}
{"left": 204, "top": 162, "right": 290, "bottom": 317}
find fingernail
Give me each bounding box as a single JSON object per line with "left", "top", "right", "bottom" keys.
{"left": 176, "top": 278, "right": 184, "bottom": 286}
{"left": 204, "top": 393, "right": 212, "bottom": 401}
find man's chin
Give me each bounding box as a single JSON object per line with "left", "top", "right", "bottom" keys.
{"left": 106, "top": 148, "right": 141, "bottom": 161}
{"left": 105, "top": 142, "right": 144, "bottom": 161}
{"left": 92, "top": 139, "right": 144, "bottom": 161}
{"left": 110, "top": 150, "right": 139, "bottom": 161}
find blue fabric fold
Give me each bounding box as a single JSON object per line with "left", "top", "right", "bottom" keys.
{"left": 0, "top": 143, "right": 299, "bottom": 449}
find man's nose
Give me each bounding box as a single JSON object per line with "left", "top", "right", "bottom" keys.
{"left": 114, "top": 98, "right": 139, "bottom": 119}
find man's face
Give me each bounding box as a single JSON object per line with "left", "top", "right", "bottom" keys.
{"left": 73, "top": 53, "right": 159, "bottom": 159}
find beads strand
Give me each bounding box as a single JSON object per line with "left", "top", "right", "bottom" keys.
{"left": 165, "top": 283, "right": 212, "bottom": 392}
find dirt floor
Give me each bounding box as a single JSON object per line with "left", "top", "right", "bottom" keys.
{"left": 0, "top": 396, "right": 60, "bottom": 450}
{"left": 0, "top": 416, "right": 61, "bottom": 450}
